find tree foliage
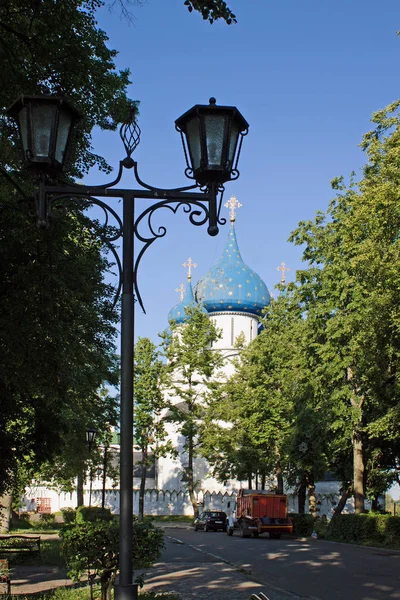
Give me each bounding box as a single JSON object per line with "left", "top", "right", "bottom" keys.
{"left": 184, "top": 0, "right": 236, "bottom": 24}
{"left": 0, "top": 0, "right": 134, "bottom": 495}
{"left": 161, "top": 304, "right": 223, "bottom": 517}
{"left": 134, "top": 337, "right": 173, "bottom": 519}
{"left": 288, "top": 100, "right": 400, "bottom": 512}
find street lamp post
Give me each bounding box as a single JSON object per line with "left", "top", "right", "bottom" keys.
{"left": 85, "top": 428, "right": 97, "bottom": 507}
{"left": 7, "top": 94, "right": 248, "bottom": 600}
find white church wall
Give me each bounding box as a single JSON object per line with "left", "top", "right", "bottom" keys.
{"left": 211, "top": 312, "right": 259, "bottom": 351}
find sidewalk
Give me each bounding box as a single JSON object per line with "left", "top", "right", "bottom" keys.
{"left": 9, "top": 562, "right": 301, "bottom": 600}
{"left": 4, "top": 525, "right": 305, "bottom": 599}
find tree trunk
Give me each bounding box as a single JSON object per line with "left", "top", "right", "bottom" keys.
{"left": 261, "top": 472, "right": 266, "bottom": 490}
{"left": 0, "top": 493, "right": 12, "bottom": 533}
{"left": 76, "top": 472, "right": 84, "bottom": 508}
{"left": 276, "top": 462, "right": 283, "bottom": 494}
{"left": 188, "top": 437, "right": 198, "bottom": 518}
{"left": 101, "top": 571, "right": 115, "bottom": 600}
{"left": 353, "top": 432, "right": 365, "bottom": 514}
{"left": 102, "top": 445, "right": 108, "bottom": 510}
{"left": 371, "top": 496, "right": 378, "bottom": 512}
{"left": 307, "top": 472, "right": 317, "bottom": 516}
{"left": 248, "top": 474, "right": 252, "bottom": 489}
{"left": 138, "top": 447, "right": 148, "bottom": 521}
{"left": 298, "top": 476, "right": 306, "bottom": 514}
{"left": 348, "top": 369, "right": 365, "bottom": 514}
{"left": 333, "top": 483, "right": 352, "bottom": 515}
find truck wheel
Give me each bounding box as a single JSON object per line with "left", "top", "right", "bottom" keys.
{"left": 270, "top": 533, "right": 281, "bottom": 539}
{"left": 252, "top": 531, "right": 259, "bottom": 538}
{"left": 240, "top": 524, "right": 250, "bottom": 538}
{"left": 227, "top": 527, "right": 233, "bottom": 536}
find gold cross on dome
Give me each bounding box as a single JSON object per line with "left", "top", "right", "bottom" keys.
{"left": 224, "top": 195, "right": 242, "bottom": 222}
{"left": 175, "top": 283, "right": 185, "bottom": 301}
{"left": 277, "top": 261, "right": 290, "bottom": 284}
{"left": 183, "top": 257, "right": 197, "bottom": 280}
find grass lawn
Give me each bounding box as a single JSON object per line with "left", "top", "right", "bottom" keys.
{"left": 9, "top": 587, "right": 180, "bottom": 600}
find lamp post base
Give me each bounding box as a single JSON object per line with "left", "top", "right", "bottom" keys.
{"left": 114, "top": 583, "right": 139, "bottom": 600}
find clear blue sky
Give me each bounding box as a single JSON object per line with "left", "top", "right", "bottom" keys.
{"left": 85, "top": 0, "right": 400, "bottom": 345}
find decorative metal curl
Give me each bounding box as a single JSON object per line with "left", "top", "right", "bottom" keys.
{"left": 132, "top": 160, "right": 198, "bottom": 195}
{"left": 133, "top": 200, "right": 209, "bottom": 313}
{"left": 47, "top": 194, "right": 124, "bottom": 309}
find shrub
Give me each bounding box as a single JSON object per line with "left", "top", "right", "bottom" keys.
{"left": 39, "top": 513, "right": 56, "bottom": 529}
{"left": 385, "top": 516, "right": 400, "bottom": 547}
{"left": 289, "top": 513, "right": 315, "bottom": 536}
{"left": 61, "top": 517, "right": 164, "bottom": 600}
{"left": 60, "top": 507, "right": 76, "bottom": 524}
{"left": 75, "top": 506, "right": 113, "bottom": 523}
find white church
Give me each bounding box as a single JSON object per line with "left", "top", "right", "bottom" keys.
{"left": 156, "top": 195, "right": 270, "bottom": 494}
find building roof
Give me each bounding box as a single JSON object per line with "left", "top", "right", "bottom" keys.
{"left": 194, "top": 223, "right": 270, "bottom": 316}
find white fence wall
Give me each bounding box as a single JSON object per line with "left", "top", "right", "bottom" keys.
{"left": 22, "top": 482, "right": 357, "bottom": 518}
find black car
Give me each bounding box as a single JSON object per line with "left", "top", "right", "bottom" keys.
{"left": 193, "top": 510, "right": 228, "bottom": 532}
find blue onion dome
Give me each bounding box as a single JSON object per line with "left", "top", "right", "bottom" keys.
{"left": 168, "top": 276, "right": 208, "bottom": 325}
{"left": 194, "top": 202, "right": 270, "bottom": 315}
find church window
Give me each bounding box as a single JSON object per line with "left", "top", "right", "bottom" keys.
{"left": 250, "top": 320, "right": 253, "bottom": 342}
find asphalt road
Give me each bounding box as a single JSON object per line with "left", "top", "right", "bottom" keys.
{"left": 161, "top": 526, "right": 400, "bottom": 600}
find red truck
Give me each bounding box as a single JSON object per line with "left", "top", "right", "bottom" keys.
{"left": 226, "top": 489, "right": 293, "bottom": 538}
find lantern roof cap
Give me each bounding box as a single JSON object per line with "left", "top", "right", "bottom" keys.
{"left": 7, "top": 94, "right": 82, "bottom": 121}
{"left": 175, "top": 97, "right": 249, "bottom": 133}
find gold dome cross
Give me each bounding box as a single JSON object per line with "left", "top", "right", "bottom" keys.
{"left": 276, "top": 261, "right": 290, "bottom": 284}
{"left": 183, "top": 257, "right": 197, "bottom": 280}
{"left": 175, "top": 283, "right": 185, "bottom": 301}
{"left": 224, "top": 195, "right": 242, "bottom": 222}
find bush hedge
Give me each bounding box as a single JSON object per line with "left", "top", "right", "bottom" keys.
{"left": 75, "top": 506, "right": 113, "bottom": 523}
{"left": 60, "top": 507, "right": 76, "bottom": 524}
{"left": 326, "top": 513, "right": 400, "bottom": 548}
{"left": 288, "top": 512, "right": 400, "bottom": 548}
{"left": 288, "top": 513, "right": 315, "bottom": 536}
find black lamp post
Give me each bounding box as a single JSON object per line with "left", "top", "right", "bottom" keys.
{"left": 85, "top": 427, "right": 97, "bottom": 452}
{"left": 85, "top": 428, "right": 97, "bottom": 507}
{"left": 7, "top": 94, "right": 248, "bottom": 600}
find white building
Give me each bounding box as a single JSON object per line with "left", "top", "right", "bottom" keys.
{"left": 156, "top": 196, "right": 270, "bottom": 493}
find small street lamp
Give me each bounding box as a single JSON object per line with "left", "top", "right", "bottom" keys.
{"left": 85, "top": 428, "right": 97, "bottom": 507}
{"left": 85, "top": 427, "right": 97, "bottom": 453}
{"left": 7, "top": 93, "right": 248, "bottom": 600}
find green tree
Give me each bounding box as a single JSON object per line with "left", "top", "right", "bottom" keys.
{"left": 0, "top": 0, "right": 133, "bottom": 500}
{"left": 134, "top": 337, "right": 173, "bottom": 520}
{"left": 161, "top": 304, "right": 223, "bottom": 518}
{"left": 290, "top": 101, "right": 400, "bottom": 512}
